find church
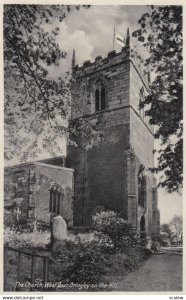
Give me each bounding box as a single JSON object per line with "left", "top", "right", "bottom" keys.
{"left": 4, "top": 29, "right": 160, "bottom": 237}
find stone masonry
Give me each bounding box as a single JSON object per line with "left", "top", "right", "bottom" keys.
{"left": 67, "top": 32, "right": 160, "bottom": 236}
{"left": 4, "top": 30, "right": 160, "bottom": 237}
{"left": 4, "top": 161, "right": 74, "bottom": 226}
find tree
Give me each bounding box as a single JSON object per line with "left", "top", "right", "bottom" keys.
{"left": 160, "top": 223, "right": 172, "bottom": 239}
{"left": 169, "top": 215, "right": 182, "bottom": 245}
{"left": 4, "top": 5, "right": 90, "bottom": 163}
{"left": 132, "top": 6, "right": 183, "bottom": 192}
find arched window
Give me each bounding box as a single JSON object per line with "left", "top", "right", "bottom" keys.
{"left": 95, "top": 89, "right": 100, "bottom": 111}
{"left": 49, "top": 183, "right": 63, "bottom": 215}
{"left": 94, "top": 80, "right": 106, "bottom": 111}
{"left": 101, "top": 86, "right": 106, "bottom": 110}
{"left": 139, "top": 86, "right": 145, "bottom": 119}
{"left": 138, "top": 166, "right": 146, "bottom": 208}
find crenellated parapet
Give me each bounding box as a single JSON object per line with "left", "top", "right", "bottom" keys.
{"left": 72, "top": 46, "right": 149, "bottom": 90}
{"left": 72, "top": 46, "right": 130, "bottom": 78}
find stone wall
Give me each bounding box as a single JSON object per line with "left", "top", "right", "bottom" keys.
{"left": 68, "top": 46, "right": 132, "bottom": 226}
{"left": 129, "top": 60, "right": 153, "bottom": 133}
{"left": 67, "top": 106, "right": 130, "bottom": 226}
{"left": 128, "top": 59, "right": 159, "bottom": 235}
{"left": 129, "top": 59, "right": 154, "bottom": 170}
{"left": 71, "top": 47, "right": 130, "bottom": 119}
{"left": 4, "top": 164, "right": 36, "bottom": 222}
{"left": 4, "top": 162, "right": 74, "bottom": 226}
{"left": 4, "top": 45, "right": 160, "bottom": 236}
{"left": 125, "top": 149, "right": 155, "bottom": 236}
{"left": 68, "top": 45, "right": 160, "bottom": 234}
{"left": 125, "top": 149, "right": 137, "bottom": 228}
{"left": 130, "top": 108, "right": 154, "bottom": 168}
{"left": 35, "top": 162, "right": 74, "bottom": 226}
{"left": 152, "top": 186, "right": 160, "bottom": 238}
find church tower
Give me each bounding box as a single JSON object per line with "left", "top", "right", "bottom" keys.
{"left": 67, "top": 30, "right": 160, "bottom": 237}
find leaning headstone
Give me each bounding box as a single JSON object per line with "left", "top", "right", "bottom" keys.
{"left": 52, "top": 215, "right": 67, "bottom": 241}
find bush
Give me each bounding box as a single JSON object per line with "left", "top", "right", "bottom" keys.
{"left": 4, "top": 227, "right": 51, "bottom": 250}
{"left": 51, "top": 238, "right": 107, "bottom": 285}
{"left": 151, "top": 240, "right": 160, "bottom": 252}
{"left": 139, "top": 232, "right": 152, "bottom": 248}
{"left": 50, "top": 238, "right": 152, "bottom": 290}
{"left": 159, "top": 232, "right": 171, "bottom": 247}
{"left": 92, "top": 209, "right": 148, "bottom": 252}
{"left": 140, "top": 248, "right": 153, "bottom": 259}
{"left": 67, "top": 231, "right": 96, "bottom": 243}
{"left": 4, "top": 209, "right": 153, "bottom": 289}
{"left": 93, "top": 210, "right": 130, "bottom": 249}
{"left": 106, "top": 252, "right": 136, "bottom": 275}
{"left": 160, "top": 240, "right": 170, "bottom": 247}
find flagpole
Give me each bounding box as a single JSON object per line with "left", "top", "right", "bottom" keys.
{"left": 113, "top": 25, "right": 115, "bottom": 50}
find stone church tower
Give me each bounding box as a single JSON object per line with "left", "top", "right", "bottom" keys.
{"left": 4, "top": 30, "right": 160, "bottom": 237}
{"left": 67, "top": 29, "right": 160, "bottom": 237}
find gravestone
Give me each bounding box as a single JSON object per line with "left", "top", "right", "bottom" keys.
{"left": 52, "top": 215, "right": 67, "bottom": 241}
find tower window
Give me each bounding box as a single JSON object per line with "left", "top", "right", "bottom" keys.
{"left": 101, "top": 86, "right": 106, "bottom": 110}
{"left": 95, "top": 89, "right": 100, "bottom": 111}
{"left": 138, "top": 166, "right": 146, "bottom": 208}
{"left": 139, "top": 86, "right": 145, "bottom": 119}
{"left": 49, "top": 183, "right": 63, "bottom": 215}
{"left": 94, "top": 80, "right": 106, "bottom": 111}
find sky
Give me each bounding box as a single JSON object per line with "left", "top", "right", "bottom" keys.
{"left": 45, "top": 5, "right": 148, "bottom": 78}
{"left": 4, "top": 5, "right": 183, "bottom": 224}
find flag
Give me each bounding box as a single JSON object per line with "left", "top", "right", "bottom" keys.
{"left": 116, "top": 34, "right": 125, "bottom": 46}
{"left": 113, "top": 26, "right": 115, "bottom": 50}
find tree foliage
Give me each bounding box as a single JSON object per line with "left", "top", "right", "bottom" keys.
{"left": 169, "top": 215, "right": 182, "bottom": 245}
{"left": 160, "top": 215, "right": 182, "bottom": 245}
{"left": 132, "top": 6, "right": 183, "bottom": 192}
{"left": 4, "top": 5, "right": 90, "bottom": 163}
{"left": 92, "top": 209, "right": 151, "bottom": 252}
{"left": 69, "top": 118, "right": 104, "bottom": 150}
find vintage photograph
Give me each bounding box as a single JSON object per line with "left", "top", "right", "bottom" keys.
{"left": 3, "top": 4, "right": 183, "bottom": 292}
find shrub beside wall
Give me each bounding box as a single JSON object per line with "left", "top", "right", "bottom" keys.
{"left": 4, "top": 209, "right": 153, "bottom": 291}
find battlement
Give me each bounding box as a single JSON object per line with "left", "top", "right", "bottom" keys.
{"left": 72, "top": 46, "right": 130, "bottom": 77}
{"left": 71, "top": 41, "right": 151, "bottom": 130}
{"left": 72, "top": 45, "right": 149, "bottom": 89}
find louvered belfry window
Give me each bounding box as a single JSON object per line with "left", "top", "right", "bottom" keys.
{"left": 94, "top": 81, "right": 106, "bottom": 111}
